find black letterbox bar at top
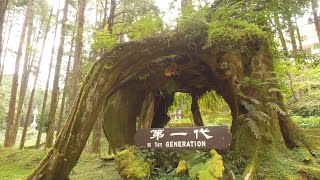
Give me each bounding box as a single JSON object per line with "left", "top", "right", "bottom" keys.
{"left": 134, "top": 126, "right": 231, "bottom": 149}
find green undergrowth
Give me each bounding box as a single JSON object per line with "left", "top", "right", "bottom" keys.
{"left": 0, "top": 147, "right": 121, "bottom": 180}
{"left": 292, "top": 116, "right": 320, "bottom": 128}
{"left": 114, "top": 147, "right": 225, "bottom": 180}
{"left": 223, "top": 146, "right": 320, "bottom": 179}
{"left": 256, "top": 148, "right": 320, "bottom": 179}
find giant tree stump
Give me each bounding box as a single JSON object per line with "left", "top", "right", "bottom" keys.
{"left": 27, "top": 21, "right": 319, "bottom": 179}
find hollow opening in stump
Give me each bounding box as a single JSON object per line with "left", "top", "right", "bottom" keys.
{"left": 167, "top": 91, "right": 232, "bottom": 128}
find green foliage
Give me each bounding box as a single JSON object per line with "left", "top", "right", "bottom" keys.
{"left": 245, "top": 117, "right": 262, "bottom": 139}
{"left": 91, "top": 27, "right": 116, "bottom": 52}
{"left": 266, "top": 102, "right": 286, "bottom": 115}
{"left": 126, "top": 13, "right": 163, "bottom": 40}
{"left": 292, "top": 116, "right": 320, "bottom": 128}
{"left": 177, "top": 4, "right": 210, "bottom": 28}
{"left": 207, "top": 18, "right": 268, "bottom": 51}
{"left": 135, "top": 148, "right": 224, "bottom": 179}
{"left": 136, "top": 148, "right": 182, "bottom": 178}
{"left": 0, "top": 90, "right": 6, "bottom": 124}
{"left": 168, "top": 91, "right": 231, "bottom": 127}
{"left": 291, "top": 98, "right": 320, "bottom": 117}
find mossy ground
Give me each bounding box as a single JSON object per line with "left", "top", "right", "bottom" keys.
{"left": 223, "top": 128, "right": 320, "bottom": 179}
{"left": 0, "top": 147, "right": 121, "bottom": 180}
{"left": 0, "top": 126, "right": 121, "bottom": 179}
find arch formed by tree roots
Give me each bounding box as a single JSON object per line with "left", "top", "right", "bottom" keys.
{"left": 28, "top": 24, "right": 319, "bottom": 179}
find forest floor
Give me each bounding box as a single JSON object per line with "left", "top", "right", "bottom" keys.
{"left": 0, "top": 128, "right": 319, "bottom": 179}
{"left": 0, "top": 127, "right": 121, "bottom": 180}
{"left": 0, "top": 147, "right": 121, "bottom": 180}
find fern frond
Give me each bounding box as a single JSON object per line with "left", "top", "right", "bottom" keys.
{"left": 237, "top": 92, "right": 248, "bottom": 99}
{"left": 245, "top": 117, "right": 261, "bottom": 139}
{"left": 268, "top": 88, "right": 281, "bottom": 93}
{"left": 250, "top": 110, "right": 270, "bottom": 122}
{"left": 238, "top": 92, "right": 261, "bottom": 105}
{"left": 248, "top": 97, "right": 261, "bottom": 105}
{"left": 241, "top": 100, "right": 256, "bottom": 111}
{"left": 266, "top": 102, "right": 286, "bottom": 115}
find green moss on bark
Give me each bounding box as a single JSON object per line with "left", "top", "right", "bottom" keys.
{"left": 115, "top": 147, "right": 150, "bottom": 180}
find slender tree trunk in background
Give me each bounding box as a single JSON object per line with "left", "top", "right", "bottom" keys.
{"left": 19, "top": 8, "right": 52, "bottom": 148}
{"left": 118, "top": 5, "right": 126, "bottom": 43}
{"left": 108, "top": 0, "right": 116, "bottom": 34}
{"left": 14, "top": 17, "right": 43, "bottom": 142}
{"left": 19, "top": 85, "right": 35, "bottom": 149}
{"left": 72, "top": 0, "right": 87, "bottom": 101}
{"left": 287, "top": 72, "right": 298, "bottom": 101}
{"left": 36, "top": 2, "right": 60, "bottom": 148}
{"left": 311, "top": 0, "right": 320, "bottom": 43}
{"left": 191, "top": 93, "right": 204, "bottom": 126}
{"left": 0, "top": 56, "right": 4, "bottom": 85}
{"left": 57, "top": 54, "right": 72, "bottom": 135}
{"left": 274, "top": 13, "right": 288, "bottom": 54}
{"left": 0, "top": 0, "right": 9, "bottom": 69}
{"left": 286, "top": 16, "right": 298, "bottom": 54}
{"left": 4, "top": 0, "right": 33, "bottom": 147}
{"left": 102, "top": 0, "right": 108, "bottom": 28}
{"left": 57, "top": 12, "right": 77, "bottom": 135}
{"left": 98, "top": 0, "right": 108, "bottom": 57}
{"left": 294, "top": 15, "right": 303, "bottom": 50}
{"left": 0, "top": 11, "right": 14, "bottom": 86}
{"left": 91, "top": 109, "right": 103, "bottom": 155}
{"left": 12, "top": 15, "right": 35, "bottom": 143}
{"left": 46, "top": 0, "right": 70, "bottom": 148}
{"left": 2, "top": 10, "right": 10, "bottom": 45}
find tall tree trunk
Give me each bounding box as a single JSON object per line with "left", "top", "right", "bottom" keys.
{"left": 45, "top": 0, "right": 70, "bottom": 148}
{"left": 4, "top": 0, "right": 33, "bottom": 147}
{"left": 191, "top": 93, "right": 204, "bottom": 126}
{"left": 98, "top": 0, "right": 109, "bottom": 57}
{"left": 311, "top": 0, "right": 320, "bottom": 43}
{"left": 287, "top": 72, "right": 299, "bottom": 101}
{"left": 274, "top": 13, "right": 288, "bottom": 54}
{"left": 36, "top": 2, "right": 60, "bottom": 149}
{"left": 12, "top": 15, "right": 35, "bottom": 143}
{"left": 0, "top": 10, "right": 14, "bottom": 86}
{"left": 0, "top": 0, "right": 9, "bottom": 68}
{"left": 107, "top": 0, "right": 116, "bottom": 34}
{"left": 14, "top": 17, "right": 43, "bottom": 142}
{"left": 91, "top": 108, "right": 103, "bottom": 155}
{"left": 19, "top": 9, "right": 52, "bottom": 148}
{"left": 286, "top": 16, "right": 298, "bottom": 54}
{"left": 57, "top": 54, "right": 72, "bottom": 135}
{"left": 294, "top": 15, "right": 303, "bottom": 50}
{"left": 72, "top": 0, "right": 87, "bottom": 101}
{"left": 102, "top": 0, "right": 108, "bottom": 28}
{"left": 19, "top": 29, "right": 46, "bottom": 149}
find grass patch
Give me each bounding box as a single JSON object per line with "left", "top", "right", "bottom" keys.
{"left": 0, "top": 148, "right": 46, "bottom": 179}
{"left": 0, "top": 147, "right": 121, "bottom": 179}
